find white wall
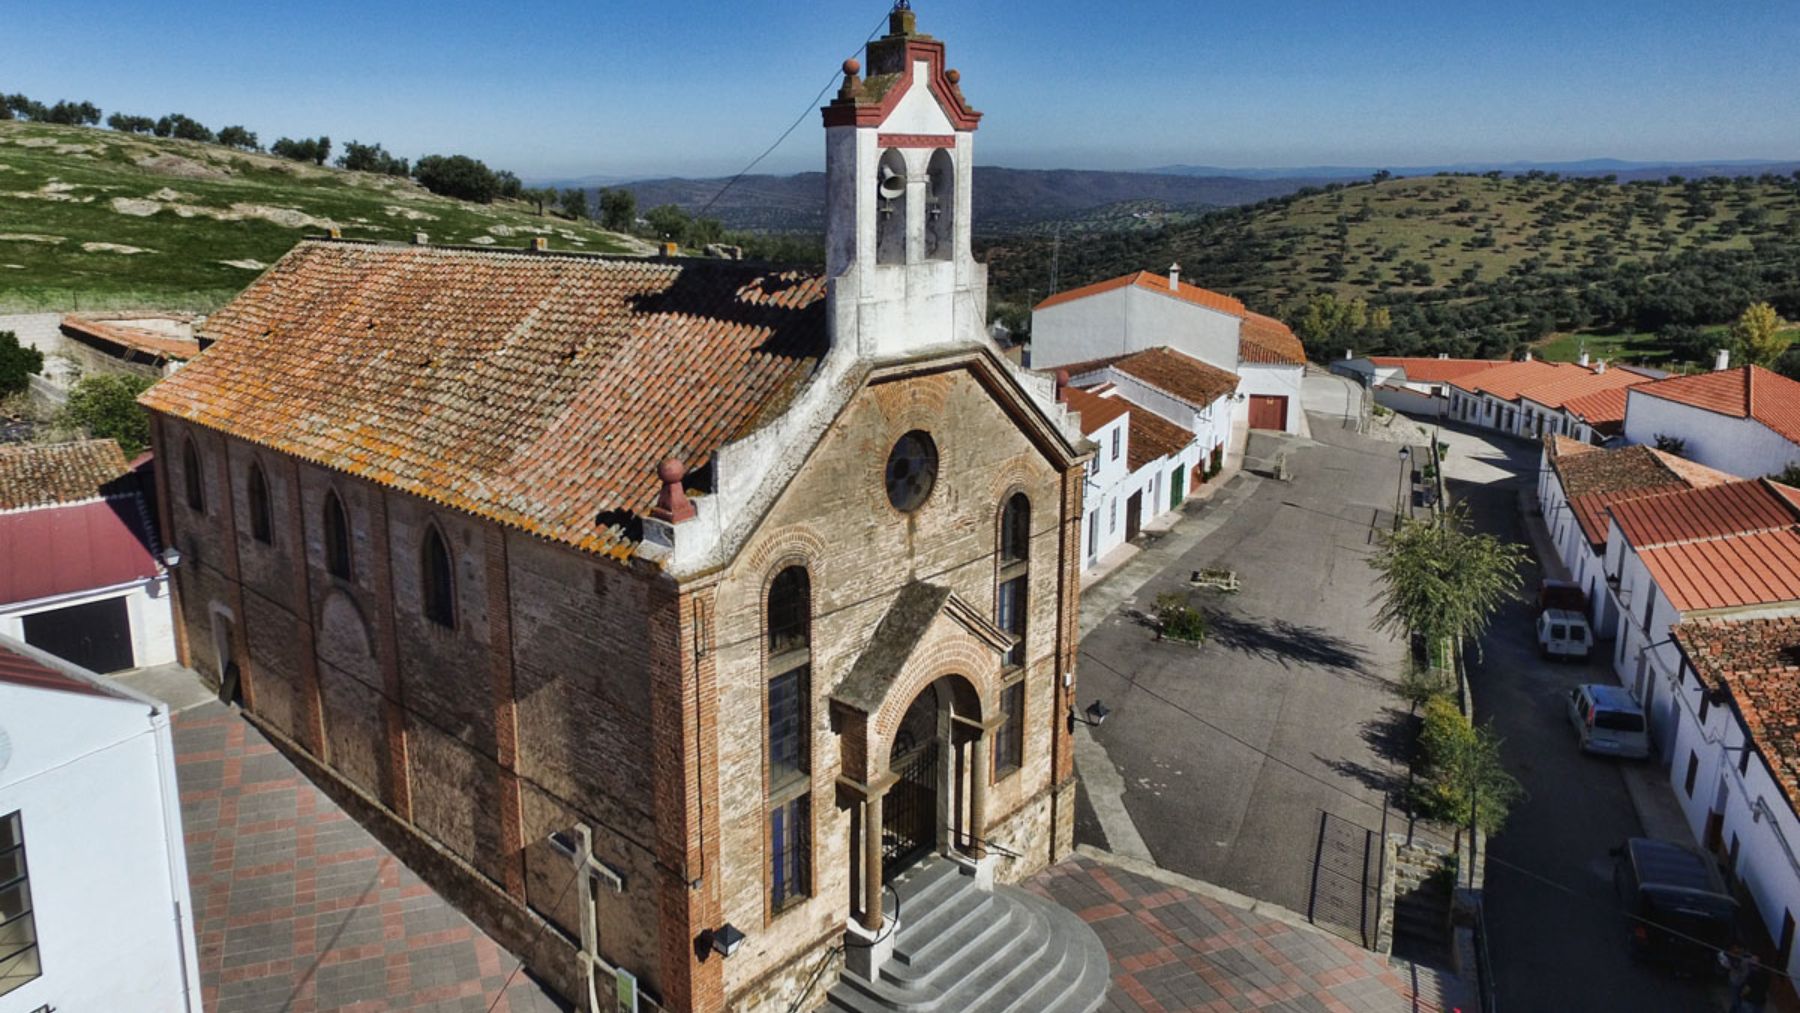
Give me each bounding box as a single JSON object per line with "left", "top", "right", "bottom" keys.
{"left": 1076, "top": 401, "right": 1212, "bottom": 571}
{"left": 0, "top": 671, "right": 200, "bottom": 1011}
{"left": 1237, "top": 363, "right": 1305, "bottom": 434}
{"left": 1623, "top": 391, "right": 1800, "bottom": 479}
{"left": 0, "top": 577, "right": 175, "bottom": 669}
{"left": 1032, "top": 287, "right": 1133, "bottom": 368}
{"left": 1374, "top": 385, "right": 1445, "bottom": 417}
{"left": 1032, "top": 281, "right": 1242, "bottom": 375}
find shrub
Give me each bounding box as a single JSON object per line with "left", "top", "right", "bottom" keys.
{"left": 1414, "top": 696, "right": 1523, "bottom": 833}
{"left": 1154, "top": 591, "right": 1209, "bottom": 644}
{"left": 59, "top": 374, "right": 154, "bottom": 454}
{"left": 1396, "top": 662, "right": 1453, "bottom": 710}
{"left": 0, "top": 331, "right": 44, "bottom": 396}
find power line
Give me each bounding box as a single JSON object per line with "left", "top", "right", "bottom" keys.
{"left": 692, "top": 7, "right": 894, "bottom": 223}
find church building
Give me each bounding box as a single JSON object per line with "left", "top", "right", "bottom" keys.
{"left": 141, "top": 8, "right": 1108, "bottom": 1012}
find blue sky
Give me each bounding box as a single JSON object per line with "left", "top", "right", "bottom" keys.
{"left": 6, "top": 1, "right": 1799, "bottom": 180}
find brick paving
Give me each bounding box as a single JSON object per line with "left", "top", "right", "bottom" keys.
{"left": 1030, "top": 855, "right": 1469, "bottom": 1012}
{"left": 175, "top": 701, "right": 565, "bottom": 1013}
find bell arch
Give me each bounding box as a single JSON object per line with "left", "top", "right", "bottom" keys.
{"left": 875, "top": 148, "right": 908, "bottom": 265}
{"left": 924, "top": 148, "right": 955, "bottom": 261}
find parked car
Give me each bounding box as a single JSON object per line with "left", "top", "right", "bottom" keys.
{"left": 1537, "top": 608, "right": 1593, "bottom": 660}
{"left": 1611, "top": 837, "right": 1738, "bottom": 975}
{"left": 1538, "top": 578, "right": 1587, "bottom": 614}
{"left": 1566, "top": 684, "right": 1650, "bottom": 758}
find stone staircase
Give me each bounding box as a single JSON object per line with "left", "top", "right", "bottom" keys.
{"left": 1388, "top": 839, "right": 1454, "bottom": 958}
{"left": 824, "top": 857, "right": 1110, "bottom": 1013}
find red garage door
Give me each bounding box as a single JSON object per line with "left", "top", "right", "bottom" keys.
{"left": 1248, "top": 395, "right": 1288, "bottom": 431}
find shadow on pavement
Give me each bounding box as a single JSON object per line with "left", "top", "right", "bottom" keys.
{"left": 1317, "top": 706, "right": 1418, "bottom": 797}
{"left": 1200, "top": 607, "right": 1373, "bottom": 675}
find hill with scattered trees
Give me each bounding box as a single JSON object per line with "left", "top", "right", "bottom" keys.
{"left": 982, "top": 171, "right": 1800, "bottom": 368}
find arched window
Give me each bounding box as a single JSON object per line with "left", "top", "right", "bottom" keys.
{"left": 323, "top": 490, "right": 352, "bottom": 580}
{"left": 766, "top": 565, "right": 812, "bottom": 910}
{"left": 925, "top": 148, "right": 955, "bottom": 261}
{"left": 875, "top": 148, "right": 908, "bottom": 266}
{"left": 247, "top": 463, "right": 272, "bottom": 545}
{"left": 183, "top": 438, "right": 205, "bottom": 512}
{"left": 421, "top": 525, "right": 455, "bottom": 629}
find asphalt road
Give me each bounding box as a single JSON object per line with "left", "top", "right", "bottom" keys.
{"left": 1075, "top": 415, "right": 1412, "bottom": 920}
{"left": 1443, "top": 420, "right": 1722, "bottom": 1012}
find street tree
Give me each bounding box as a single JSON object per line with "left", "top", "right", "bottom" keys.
{"left": 1733, "top": 302, "right": 1789, "bottom": 367}
{"left": 1417, "top": 696, "right": 1525, "bottom": 833}
{"left": 1369, "top": 503, "right": 1526, "bottom": 657}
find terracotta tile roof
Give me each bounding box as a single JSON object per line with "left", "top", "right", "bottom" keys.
{"left": 1612, "top": 479, "right": 1800, "bottom": 549}
{"left": 1054, "top": 354, "right": 1130, "bottom": 382}
{"left": 1553, "top": 444, "right": 1734, "bottom": 547}
{"left": 0, "top": 439, "right": 132, "bottom": 510}
{"left": 1447, "top": 359, "right": 1570, "bottom": 399}
{"left": 1640, "top": 529, "right": 1800, "bottom": 612}
{"left": 1034, "top": 271, "right": 1247, "bottom": 318}
{"left": 1367, "top": 357, "right": 1509, "bottom": 383}
{"left": 139, "top": 240, "right": 828, "bottom": 558}
{"left": 1544, "top": 433, "right": 1599, "bottom": 462}
{"left": 1674, "top": 616, "right": 1800, "bottom": 810}
{"left": 1516, "top": 365, "right": 1650, "bottom": 411}
{"left": 1123, "top": 402, "right": 1194, "bottom": 472}
{"left": 1109, "top": 347, "right": 1240, "bottom": 409}
{"left": 60, "top": 315, "right": 200, "bottom": 363}
{"left": 1561, "top": 386, "right": 1632, "bottom": 432}
{"left": 1238, "top": 312, "right": 1306, "bottom": 366}
{"left": 1058, "top": 385, "right": 1129, "bottom": 437}
{"left": 1630, "top": 366, "right": 1800, "bottom": 446}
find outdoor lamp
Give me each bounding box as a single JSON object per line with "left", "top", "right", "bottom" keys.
{"left": 704, "top": 923, "right": 745, "bottom": 958}
{"left": 160, "top": 546, "right": 183, "bottom": 568}
{"left": 1068, "top": 699, "right": 1110, "bottom": 731}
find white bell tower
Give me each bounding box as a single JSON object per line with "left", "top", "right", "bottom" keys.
{"left": 821, "top": 3, "right": 986, "bottom": 359}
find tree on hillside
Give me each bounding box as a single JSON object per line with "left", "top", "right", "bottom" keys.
{"left": 336, "top": 140, "right": 409, "bottom": 176}
{"left": 1369, "top": 503, "right": 1526, "bottom": 657}
{"left": 558, "top": 187, "right": 589, "bottom": 220}
{"left": 106, "top": 112, "right": 156, "bottom": 134}
{"left": 3, "top": 94, "right": 47, "bottom": 120}
{"left": 0, "top": 331, "right": 44, "bottom": 396}
{"left": 495, "top": 170, "right": 523, "bottom": 200}
{"left": 59, "top": 374, "right": 154, "bottom": 455}
{"left": 44, "top": 100, "right": 102, "bottom": 125}
{"left": 600, "top": 188, "right": 637, "bottom": 232}
{"left": 271, "top": 136, "right": 332, "bottom": 165}
{"left": 644, "top": 204, "right": 692, "bottom": 243}
{"left": 1733, "top": 301, "right": 1790, "bottom": 367}
{"left": 217, "top": 125, "right": 259, "bottom": 151}
{"left": 154, "top": 113, "right": 214, "bottom": 142}
{"left": 1293, "top": 292, "right": 1389, "bottom": 352}
{"left": 412, "top": 154, "right": 501, "bottom": 203}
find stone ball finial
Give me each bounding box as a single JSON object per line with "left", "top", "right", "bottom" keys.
{"left": 653, "top": 458, "right": 696, "bottom": 524}
{"left": 844, "top": 58, "right": 861, "bottom": 77}
{"left": 947, "top": 68, "right": 961, "bottom": 84}
{"left": 658, "top": 458, "right": 687, "bottom": 485}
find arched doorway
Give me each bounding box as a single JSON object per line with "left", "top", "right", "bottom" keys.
{"left": 880, "top": 675, "right": 984, "bottom": 880}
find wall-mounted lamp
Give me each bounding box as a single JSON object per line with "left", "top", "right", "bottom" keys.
{"left": 160, "top": 546, "right": 183, "bottom": 569}
{"left": 1067, "top": 699, "right": 1110, "bottom": 732}
{"left": 699, "top": 923, "right": 745, "bottom": 959}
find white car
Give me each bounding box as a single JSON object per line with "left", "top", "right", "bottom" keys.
{"left": 1537, "top": 608, "right": 1592, "bottom": 660}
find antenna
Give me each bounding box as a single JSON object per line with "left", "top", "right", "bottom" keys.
{"left": 1050, "top": 224, "right": 1061, "bottom": 294}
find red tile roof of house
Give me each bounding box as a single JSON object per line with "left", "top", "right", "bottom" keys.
{"left": 1368, "top": 357, "right": 1509, "bottom": 383}
{"left": 1238, "top": 312, "right": 1306, "bottom": 366}
{"left": 1058, "top": 385, "right": 1130, "bottom": 437}
{"left": 1611, "top": 479, "right": 1800, "bottom": 549}
{"left": 0, "top": 498, "right": 160, "bottom": 605}
{"left": 1629, "top": 366, "right": 1800, "bottom": 445}
{"left": 60, "top": 315, "right": 200, "bottom": 363}
{"left": 1544, "top": 433, "right": 1600, "bottom": 462}
{"left": 1516, "top": 365, "right": 1650, "bottom": 411}
{"left": 1124, "top": 403, "right": 1194, "bottom": 472}
{"left": 1446, "top": 358, "right": 1569, "bottom": 398}
{"left": 1109, "top": 347, "right": 1240, "bottom": 408}
{"left": 1033, "top": 271, "right": 1247, "bottom": 318}
{"left": 0, "top": 639, "right": 119, "bottom": 699}
{"left": 1673, "top": 616, "right": 1800, "bottom": 810}
{"left": 0, "top": 439, "right": 131, "bottom": 510}
{"left": 139, "top": 240, "right": 828, "bottom": 558}
{"left": 1550, "top": 443, "right": 1735, "bottom": 547}
{"left": 1639, "top": 528, "right": 1800, "bottom": 612}
{"left": 1561, "top": 386, "right": 1633, "bottom": 432}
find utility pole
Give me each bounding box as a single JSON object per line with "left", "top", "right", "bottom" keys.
{"left": 1049, "top": 224, "right": 1061, "bottom": 295}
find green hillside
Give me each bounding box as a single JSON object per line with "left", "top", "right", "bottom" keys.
{"left": 983, "top": 172, "right": 1800, "bottom": 364}
{"left": 0, "top": 121, "right": 645, "bottom": 311}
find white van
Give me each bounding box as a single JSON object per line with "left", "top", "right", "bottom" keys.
{"left": 1537, "top": 608, "right": 1593, "bottom": 660}
{"left": 1566, "top": 684, "right": 1651, "bottom": 759}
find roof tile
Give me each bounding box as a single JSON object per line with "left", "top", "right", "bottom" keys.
{"left": 0, "top": 439, "right": 131, "bottom": 510}
{"left": 1109, "top": 347, "right": 1239, "bottom": 408}
{"left": 1631, "top": 366, "right": 1800, "bottom": 445}
{"left": 1674, "top": 616, "right": 1800, "bottom": 811}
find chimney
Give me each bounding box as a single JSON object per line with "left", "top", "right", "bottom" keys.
{"left": 529, "top": 236, "right": 549, "bottom": 252}
{"left": 413, "top": 231, "right": 429, "bottom": 246}
{"left": 660, "top": 241, "right": 679, "bottom": 258}
{"left": 1055, "top": 369, "right": 1071, "bottom": 404}
{"left": 1524, "top": 350, "right": 1533, "bottom": 362}
{"left": 1345, "top": 349, "right": 1354, "bottom": 361}
{"left": 1716, "top": 348, "right": 1732, "bottom": 371}
{"left": 1578, "top": 350, "right": 1589, "bottom": 367}
{"left": 1168, "top": 263, "right": 1181, "bottom": 291}
{"left": 1439, "top": 352, "right": 1449, "bottom": 359}
{"left": 1595, "top": 359, "right": 1606, "bottom": 374}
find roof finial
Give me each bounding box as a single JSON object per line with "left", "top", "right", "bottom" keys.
{"left": 652, "top": 458, "right": 696, "bottom": 523}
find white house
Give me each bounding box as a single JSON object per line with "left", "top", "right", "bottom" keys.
{"left": 1448, "top": 357, "right": 1651, "bottom": 440}
{"left": 1537, "top": 436, "right": 1733, "bottom": 637}
{"left": 0, "top": 440, "right": 174, "bottom": 673}
{"left": 1667, "top": 616, "right": 1800, "bottom": 985}
{"left": 1602, "top": 478, "right": 1800, "bottom": 757}
{"left": 1030, "top": 266, "right": 1308, "bottom": 434}
{"left": 1332, "top": 354, "right": 1508, "bottom": 416}
{"left": 0, "top": 635, "right": 201, "bottom": 1010}
{"left": 1622, "top": 365, "right": 1800, "bottom": 479}
{"left": 1061, "top": 382, "right": 1207, "bottom": 571}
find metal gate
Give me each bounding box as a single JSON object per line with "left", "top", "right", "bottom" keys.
{"left": 883, "top": 740, "right": 938, "bottom": 877}
{"left": 1308, "top": 810, "right": 1382, "bottom": 948}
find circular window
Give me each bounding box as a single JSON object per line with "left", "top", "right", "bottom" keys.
{"left": 885, "top": 431, "right": 939, "bottom": 512}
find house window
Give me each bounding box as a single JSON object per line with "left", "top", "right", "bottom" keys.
{"left": 183, "top": 437, "right": 205, "bottom": 512}
{"left": 0, "top": 811, "right": 40, "bottom": 999}
{"left": 994, "top": 680, "right": 1024, "bottom": 777}
{"left": 1684, "top": 751, "right": 1699, "bottom": 797}
{"left": 1698, "top": 693, "right": 1710, "bottom": 724}
{"left": 324, "top": 490, "right": 353, "bottom": 580}
{"left": 1741, "top": 742, "right": 1754, "bottom": 775}
{"left": 1086, "top": 512, "right": 1098, "bottom": 560}
{"left": 422, "top": 525, "right": 455, "bottom": 629}
{"left": 1109, "top": 499, "right": 1117, "bottom": 534}
{"left": 1110, "top": 427, "right": 1121, "bottom": 461}
{"left": 766, "top": 566, "right": 811, "bottom": 910}
{"left": 998, "top": 494, "right": 1029, "bottom": 668}
{"left": 247, "top": 462, "right": 273, "bottom": 545}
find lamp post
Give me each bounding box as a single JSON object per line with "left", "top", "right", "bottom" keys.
{"left": 1396, "top": 446, "right": 1412, "bottom": 530}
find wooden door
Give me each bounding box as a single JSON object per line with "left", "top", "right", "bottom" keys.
{"left": 1125, "top": 492, "right": 1142, "bottom": 541}
{"left": 1248, "top": 395, "right": 1288, "bottom": 431}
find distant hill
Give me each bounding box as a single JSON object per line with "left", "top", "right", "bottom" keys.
{"left": 1148, "top": 158, "right": 1800, "bottom": 182}
{"left": 608, "top": 167, "right": 1330, "bottom": 234}
{"left": 0, "top": 121, "right": 644, "bottom": 312}
{"left": 982, "top": 172, "right": 1800, "bottom": 363}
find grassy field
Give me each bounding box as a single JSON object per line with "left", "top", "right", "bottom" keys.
{"left": 0, "top": 121, "right": 645, "bottom": 312}
{"left": 1535, "top": 326, "right": 1800, "bottom": 367}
